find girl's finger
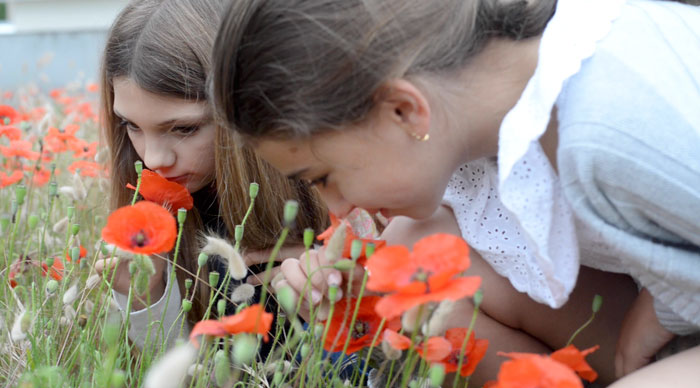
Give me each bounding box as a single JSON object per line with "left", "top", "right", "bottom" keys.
{"left": 280, "top": 258, "right": 322, "bottom": 306}
{"left": 246, "top": 266, "right": 282, "bottom": 286}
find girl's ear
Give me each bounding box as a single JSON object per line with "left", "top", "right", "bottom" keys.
{"left": 375, "top": 79, "right": 431, "bottom": 141}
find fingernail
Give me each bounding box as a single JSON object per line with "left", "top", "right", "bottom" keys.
{"left": 246, "top": 276, "right": 255, "bottom": 284}
{"left": 327, "top": 273, "right": 341, "bottom": 287}
{"left": 311, "top": 290, "right": 322, "bottom": 304}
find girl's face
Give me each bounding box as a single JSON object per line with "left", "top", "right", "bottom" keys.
{"left": 113, "top": 77, "right": 216, "bottom": 193}
{"left": 255, "top": 112, "right": 460, "bottom": 221}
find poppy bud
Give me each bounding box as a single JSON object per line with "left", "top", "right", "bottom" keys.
{"left": 235, "top": 303, "right": 249, "bottom": 314}
{"left": 49, "top": 181, "right": 58, "bottom": 196}
{"left": 71, "top": 223, "right": 80, "bottom": 236}
{"left": 15, "top": 184, "right": 27, "bottom": 206}
{"left": 20, "top": 311, "right": 32, "bottom": 333}
{"left": 473, "top": 289, "right": 483, "bottom": 309}
{"left": 272, "top": 371, "right": 283, "bottom": 386}
{"left": 181, "top": 299, "right": 192, "bottom": 312}
{"left": 135, "top": 272, "right": 150, "bottom": 296}
{"left": 67, "top": 205, "right": 75, "bottom": 220}
{"left": 350, "top": 239, "right": 362, "bottom": 261}
{"left": 283, "top": 200, "right": 299, "bottom": 226}
{"left": 177, "top": 208, "right": 187, "bottom": 224}
{"left": 234, "top": 224, "right": 244, "bottom": 243}
{"left": 276, "top": 286, "right": 296, "bottom": 315}
{"left": 50, "top": 162, "right": 57, "bottom": 174}
{"left": 248, "top": 182, "right": 259, "bottom": 200}
{"left": 365, "top": 242, "right": 376, "bottom": 259}
{"left": 184, "top": 278, "right": 193, "bottom": 290}
{"left": 232, "top": 334, "right": 258, "bottom": 366}
{"left": 140, "top": 256, "right": 156, "bottom": 276}
{"left": 303, "top": 228, "right": 315, "bottom": 249}
{"left": 313, "top": 324, "right": 324, "bottom": 340}
{"left": 333, "top": 259, "right": 356, "bottom": 271}
{"left": 592, "top": 294, "right": 603, "bottom": 313}
{"left": 128, "top": 261, "right": 138, "bottom": 275}
{"left": 429, "top": 364, "right": 445, "bottom": 387}
{"left": 300, "top": 343, "right": 311, "bottom": 359}
{"left": 111, "top": 370, "right": 126, "bottom": 388}
{"left": 209, "top": 271, "right": 220, "bottom": 287}
{"left": 328, "top": 285, "right": 339, "bottom": 304}
{"left": 214, "top": 350, "right": 231, "bottom": 385}
{"left": 134, "top": 160, "right": 143, "bottom": 175}
{"left": 217, "top": 299, "right": 226, "bottom": 317}
{"left": 46, "top": 256, "right": 55, "bottom": 267}
{"left": 408, "top": 379, "right": 420, "bottom": 388}
{"left": 46, "top": 279, "right": 59, "bottom": 294}
{"left": 27, "top": 214, "right": 39, "bottom": 229}
{"left": 70, "top": 246, "right": 80, "bottom": 262}
{"left": 197, "top": 252, "right": 208, "bottom": 267}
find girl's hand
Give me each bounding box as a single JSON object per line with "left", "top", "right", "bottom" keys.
{"left": 93, "top": 253, "right": 167, "bottom": 311}
{"left": 615, "top": 288, "right": 675, "bottom": 378}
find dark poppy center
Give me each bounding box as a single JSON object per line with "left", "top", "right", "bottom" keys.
{"left": 131, "top": 230, "right": 149, "bottom": 248}
{"left": 411, "top": 268, "right": 433, "bottom": 283}
{"left": 351, "top": 321, "right": 370, "bottom": 339}
{"left": 448, "top": 351, "right": 467, "bottom": 365}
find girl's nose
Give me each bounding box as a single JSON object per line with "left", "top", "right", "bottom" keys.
{"left": 318, "top": 186, "right": 354, "bottom": 219}
{"left": 143, "top": 137, "right": 176, "bottom": 172}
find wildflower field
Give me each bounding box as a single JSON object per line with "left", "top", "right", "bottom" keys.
{"left": 0, "top": 86, "right": 600, "bottom": 388}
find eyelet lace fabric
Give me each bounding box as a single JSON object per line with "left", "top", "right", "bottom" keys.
{"left": 443, "top": 0, "right": 626, "bottom": 308}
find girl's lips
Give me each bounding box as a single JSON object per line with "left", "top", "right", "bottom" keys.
{"left": 166, "top": 175, "right": 189, "bottom": 185}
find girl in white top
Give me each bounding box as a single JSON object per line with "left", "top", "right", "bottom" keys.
{"left": 211, "top": 0, "right": 700, "bottom": 386}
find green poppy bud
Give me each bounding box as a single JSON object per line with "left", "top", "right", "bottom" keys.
{"left": 46, "top": 279, "right": 59, "bottom": 293}
{"left": 48, "top": 181, "right": 58, "bottom": 196}
{"left": 234, "top": 224, "right": 244, "bottom": 243}
{"left": 111, "top": 370, "right": 126, "bottom": 388}
{"left": 217, "top": 299, "right": 226, "bottom": 317}
{"left": 66, "top": 206, "right": 75, "bottom": 220}
{"left": 592, "top": 294, "right": 603, "bottom": 313}
{"left": 177, "top": 208, "right": 187, "bottom": 224}
{"left": 134, "top": 160, "right": 143, "bottom": 175}
{"left": 272, "top": 371, "right": 283, "bottom": 386}
{"left": 20, "top": 312, "right": 32, "bottom": 333}
{"left": 350, "top": 239, "right": 362, "bottom": 261}
{"left": 71, "top": 223, "right": 80, "bottom": 236}
{"left": 209, "top": 271, "right": 220, "bottom": 287}
{"left": 214, "top": 350, "right": 231, "bottom": 386}
{"left": 46, "top": 256, "right": 55, "bottom": 267}
{"left": 300, "top": 343, "right": 311, "bottom": 360}
{"left": 429, "top": 364, "right": 445, "bottom": 387}
{"left": 365, "top": 242, "right": 376, "bottom": 259}
{"left": 15, "top": 184, "right": 27, "bottom": 206}
{"left": 283, "top": 200, "right": 299, "bottom": 226}
{"left": 27, "top": 214, "right": 39, "bottom": 229}
{"left": 71, "top": 246, "right": 81, "bottom": 262}
{"left": 235, "top": 303, "right": 249, "bottom": 314}
{"left": 181, "top": 299, "right": 192, "bottom": 312}
{"left": 473, "top": 289, "right": 483, "bottom": 309}
{"left": 248, "top": 182, "right": 259, "bottom": 200}
{"left": 333, "top": 259, "right": 356, "bottom": 271}
{"left": 184, "top": 278, "right": 193, "bottom": 290}
{"left": 197, "top": 252, "right": 208, "bottom": 268}
{"left": 232, "top": 334, "right": 258, "bottom": 366}
{"left": 128, "top": 261, "right": 138, "bottom": 275}
{"left": 135, "top": 272, "right": 150, "bottom": 295}
{"left": 328, "top": 285, "right": 339, "bottom": 303}
{"left": 276, "top": 286, "right": 296, "bottom": 315}
{"left": 303, "top": 228, "right": 315, "bottom": 249}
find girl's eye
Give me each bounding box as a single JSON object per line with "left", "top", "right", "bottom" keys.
{"left": 120, "top": 119, "right": 140, "bottom": 132}
{"left": 172, "top": 125, "right": 199, "bottom": 135}
{"left": 308, "top": 175, "right": 328, "bottom": 188}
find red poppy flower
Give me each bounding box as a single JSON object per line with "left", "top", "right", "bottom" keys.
{"left": 0, "top": 105, "right": 18, "bottom": 124}
{"left": 317, "top": 212, "right": 385, "bottom": 265}
{"left": 65, "top": 245, "right": 87, "bottom": 263}
{"left": 45, "top": 125, "right": 81, "bottom": 153}
{"left": 490, "top": 352, "right": 584, "bottom": 388}
{"left": 383, "top": 329, "right": 452, "bottom": 362}
{"left": 86, "top": 83, "right": 99, "bottom": 93}
{"left": 0, "top": 125, "right": 22, "bottom": 140}
{"left": 41, "top": 258, "right": 64, "bottom": 281}
{"left": 189, "top": 304, "right": 274, "bottom": 345}
{"left": 322, "top": 296, "right": 401, "bottom": 355}
{"left": 101, "top": 201, "right": 177, "bottom": 255}
{"left": 27, "top": 164, "right": 52, "bottom": 187}
{"left": 67, "top": 160, "right": 102, "bottom": 177}
{"left": 1, "top": 170, "right": 24, "bottom": 188}
{"left": 366, "top": 234, "right": 481, "bottom": 320}
{"left": 550, "top": 345, "right": 599, "bottom": 383}
{"left": 0, "top": 140, "right": 40, "bottom": 160}
{"left": 49, "top": 89, "right": 63, "bottom": 99}
{"left": 70, "top": 140, "right": 97, "bottom": 159}
{"left": 440, "top": 328, "right": 489, "bottom": 377}
{"left": 126, "top": 169, "right": 193, "bottom": 212}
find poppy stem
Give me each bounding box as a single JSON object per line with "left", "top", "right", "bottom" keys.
{"left": 566, "top": 294, "right": 602, "bottom": 346}
{"left": 453, "top": 290, "right": 482, "bottom": 388}
{"left": 358, "top": 318, "right": 387, "bottom": 387}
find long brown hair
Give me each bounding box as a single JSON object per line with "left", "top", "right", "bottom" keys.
{"left": 211, "top": 0, "right": 557, "bottom": 140}
{"left": 100, "top": 0, "right": 327, "bottom": 324}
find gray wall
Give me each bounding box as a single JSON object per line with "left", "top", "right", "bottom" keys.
{"left": 0, "top": 30, "right": 107, "bottom": 90}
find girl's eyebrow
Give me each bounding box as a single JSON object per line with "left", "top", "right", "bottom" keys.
{"left": 114, "top": 110, "right": 209, "bottom": 129}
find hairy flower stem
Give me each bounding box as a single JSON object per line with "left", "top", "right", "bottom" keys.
{"left": 452, "top": 297, "right": 481, "bottom": 388}
{"left": 157, "top": 211, "right": 187, "bottom": 351}
{"left": 400, "top": 305, "right": 427, "bottom": 387}
{"left": 357, "top": 318, "right": 387, "bottom": 387}
{"left": 330, "top": 268, "right": 370, "bottom": 380}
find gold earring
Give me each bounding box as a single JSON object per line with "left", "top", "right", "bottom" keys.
{"left": 410, "top": 132, "right": 430, "bottom": 142}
